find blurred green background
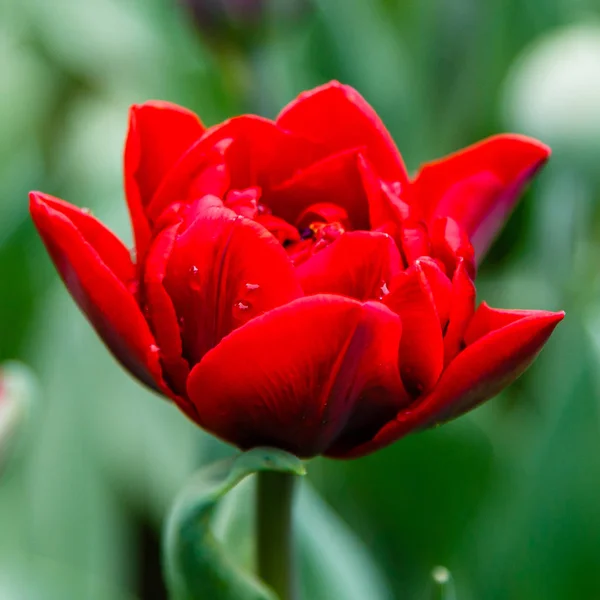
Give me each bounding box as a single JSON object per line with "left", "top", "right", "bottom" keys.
{"left": 1, "top": 0, "right": 600, "bottom": 598}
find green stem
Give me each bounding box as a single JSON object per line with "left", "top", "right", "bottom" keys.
{"left": 256, "top": 470, "right": 297, "bottom": 600}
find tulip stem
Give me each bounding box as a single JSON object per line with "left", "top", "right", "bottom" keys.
{"left": 256, "top": 470, "right": 297, "bottom": 600}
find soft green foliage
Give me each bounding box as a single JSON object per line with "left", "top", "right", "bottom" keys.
{"left": 164, "top": 448, "right": 305, "bottom": 600}
{"left": 1, "top": 0, "right": 600, "bottom": 598}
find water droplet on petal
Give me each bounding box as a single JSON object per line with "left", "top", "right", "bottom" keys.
{"left": 188, "top": 265, "right": 201, "bottom": 290}
{"left": 81, "top": 207, "right": 92, "bottom": 215}
{"left": 377, "top": 282, "right": 390, "bottom": 300}
{"left": 149, "top": 344, "right": 159, "bottom": 354}
{"left": 234, "top": 301, "right": 250, "bottom": 311}
{"left": 245, "top": 282, "right": 260, "bottom": 291}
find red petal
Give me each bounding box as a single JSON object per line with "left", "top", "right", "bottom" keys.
{"left": 31, "top": 193, "right": 135, "bottom": 285}
{"left": 164, "top": 198, "right": 303, "bottom": 366}
{"left": 143, "top": 222, "right": 193, "bottom": 401}
{"left": 146, "top": 138, "right": 231, "bottom": 225}
{"left": 443, "top": 260, "right": 476, "bottom": 365}
{"left": 254, "top": 214, "right": 301, "bottom": 246}
{"left": 224, "top": 187, "right": 260, "bottom": 219}
{"left": 29, "top": 192, "right": 166, "bottom": 393}
{"left": 124, "top": 102, "right": 205, "bottom": 257}
{"left": 358, "top": 154, "right": 410, "bottom": 234}
{"left": 412, "top": 134, "right": 550, "bottom": 258}
{"left": 277, "top": 81, "right": 408, "bottom": 184}
{"left": 430, "top": 217, "right": 476, "bottom": 278}
{"left": 384, "top": 263, "right": 445, "bottom": 395}
{"left": 295, "top": 202, "right": 350, "bottom": 229}
{"left": 265, "top": 148, "right": 371, "bottom": 230}
{"left": 464, "top": 302, "right": 547, "bottom": 345}
{"left": 186, "top": 295, "right": 404, "bottom": 457}
{"left": 400, "top": 220, "right": 431, "bottom": 265}
{"left": 341, "top": 308, "right": 564, "bottom": 458}
{"left": 297, "top": 231, "right": 402, "bottom": 301}
{"left": 417, "top": 257, "right": 452, "bottom": 327}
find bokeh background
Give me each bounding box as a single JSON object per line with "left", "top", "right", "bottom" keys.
{"left": 2, "top": 0, "right": 600, "bottom": 598}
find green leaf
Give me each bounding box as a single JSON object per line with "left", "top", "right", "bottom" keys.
{"left": 164, "top": 447, "right": 305, "bottom": 600}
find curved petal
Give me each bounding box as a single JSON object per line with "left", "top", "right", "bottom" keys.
{"left": 143, "top": 221, "right": 193, "bottom": 401}
{"left": 124, "top": 101, "right": 205, "bottom": 257}
{"left": 340, "top": 307, "right": 564, "bottom": 458}
{"left": 146, "top": 138, "right": 231, "bottom": 225}
{"left": 443, "top": 259, "right": 476, "bottom": 365}
{"left": 417, "top": 257, "right": 452, "bottom": 327}
{"left": 265, "top": 148, "right": 371, "bottom": 230}
{"left": 430, "top": 217, "right": 476, "bottom": 279}
{"left": 384, "top": 263, "right": 445, "bottom": 395}
{"left": 29, "top": 192, "right": 166, "bottom": 393}
{"left": 276, "top": 81, "right": 409, "bottom": 184}
{"left": 358, "top": 154, "right": 410, "bottom": 236}
{"left": 164, "top": 197, "right": 303, "bottom": 366}
{"left": 297, "top": 231, "right": 402, "bottom": 301}
{"left": 464, "top": 302, "right": 546, "bottom": 345}
{"left": 400, "top": 220, "right": 431, "bottom": 265}
{"left": 153, "top": 116, "right": 319, "bottom": 205}
{"left": 412, "top": 134, "right": 550, "bottom": 259}
{"left": 187, "top": 295, "right": 404, "bottom": 458}
{"left": 31, "top": 193, "right": 135, "bottom": 286}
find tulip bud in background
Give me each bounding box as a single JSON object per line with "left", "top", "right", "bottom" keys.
{"left": 179, "top": 0, "right": 311, "bottom": 49}
{"left": 0, "top": 362, "right": 36, "bottom": 473}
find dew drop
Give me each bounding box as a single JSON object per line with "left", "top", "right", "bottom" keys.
{"left": 245, "top": 282, "right": 260, "bottom": 291}
{"left": 188, "top": 265, "right": 201, "bottom": 290}
{"left": 81, "top": 207, "right": 92, "bottom": 215}
{"left": 377, "top": 282, "right": 390, "bottom": 300}
{"left": 149, "top": 344, "right": 159, "bottom": 354}
{"left": 234, "top": 301, "right": 250, "bottom": 311}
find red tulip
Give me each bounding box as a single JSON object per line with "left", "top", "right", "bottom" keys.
{"left": 29, "top": 82, "right": 563, "bottom": 459}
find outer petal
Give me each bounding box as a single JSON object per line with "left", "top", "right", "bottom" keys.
{"left": 164, "top": 196, "right": 303, "bottom": 366}
{"left": 297, "top": 231, "right": 402, "bottom": 301}
{"left": 385, "top": 263, "right": 445, "bottom": 395}
{"left": 187, "top": 295, "right": 404, "bottom": 457}
{"left": 276, "top": 81, "right": 409, "bottom": 184}
{"left": 124, "top": 101, "right": 205, "bottom": 257}
{"left": 31, "top": 193, "right": 135, "bottom": 286}
{"left": 29, "top": 192, "right": 165, "bottom": 393}
{"left": 340, "top": 307, "right": 564, "bottom": 458}
{"left": 412, "top": 134, "right": 550, "bottom": 259}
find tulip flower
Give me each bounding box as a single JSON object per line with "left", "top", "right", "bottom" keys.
{"left": 29, "top": 81, "right": 563, "bottom": 460}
